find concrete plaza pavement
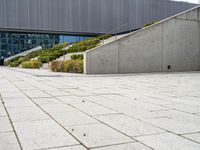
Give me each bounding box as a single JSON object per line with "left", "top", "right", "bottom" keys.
{"left": 0, "top": 67, "right": 200, "bottom": 150}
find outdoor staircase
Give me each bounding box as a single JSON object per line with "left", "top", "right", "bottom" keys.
{"left": 56, "top": 33, "right": 129, "bottom": 61}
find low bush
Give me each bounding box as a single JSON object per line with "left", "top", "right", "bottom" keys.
{"left": 9, "top": 56, "right": 21, "bottom": 63}
{"left": 52, "top": 42, "right": 68, "bottom": 50}
{"left": 5, "top": 43, "right": 68, "bottom": 68}
{"left": 9, "top": 56, "right": 31, "bottom": 67}
{"left": 38, "top": 55, "right": 53, "bottom": 63}
{"left": 21, "top": 60, "right": 42, "bottom": 69}
{"left": 10, "top": 61, "right": 20, "bottom": 67}
{"left": 67, "top": 45, "right": 87, "bottom": 53}
{"left": 50, "top": 61, "right": 64, "bottom": 72}
{"left": 64, "top": 60, "right": 83, "bottom": 73}
{"left": 18, "top": 57, "right": 30, "bottom": 63}
{"left": 70, "top": 54, "right": 83, "bottom": 60}
{"left": 66, "top": 37, "right": 100, "bottom": 53}
{"left": 50, "top": 60, "right": 83, "bottom": 73}
{"left": 98, "top": 34, "right": 112, "bottom": 40}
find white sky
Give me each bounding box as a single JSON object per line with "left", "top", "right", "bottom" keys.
{"left": 174, "top": 0, "right": 199, "bottom": 3}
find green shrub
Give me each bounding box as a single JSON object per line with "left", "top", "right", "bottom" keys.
{"left": 50, "top": 60, "right": 83, "bottom": 73}
{"left": 63, "top": 60, "right": 83, "bottom": 73}
{"left": 8, "top": 56, "right": 27, "bottom": 67}
{"left": 50, "top": 61, "right": 64, "bottom": 72}
{"left": 38, "top": 55, "right": 57, "bottom": 63}
{"left": 27, "top": 49, "right": 44, "bottom": 58}
{"left": 70, "top": 54, "right": 83, "bottom": 60}
{"left": 66, "top": 37, "right": 100, "bottom": 53}
{"left": 21, "top": 60, "right": 42, "bottom": 69}
{"left": 9, "top": 56, "right": 21, "bottom": 62}
{"left": 25, "top": 43, "right": 68, "bottom": 61}
{"left": 10, "top": 61, "right": 20, "bottom": 67}
{"left": 53, "top": 42, "right": 68, "bottom": 49}
{"left": 18, "top": 57, "right": 30, "bottom": 63}
{"left": 98, "top": 34, "right": 112, "bottom": 40}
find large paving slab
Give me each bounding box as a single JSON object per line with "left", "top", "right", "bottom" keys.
{"left": 51, "top": 111, "right": 99, "bottom": 126}
{"left": 39, "top": 103, "right": 76, "bottom": 114}
{"left": 0, "top": 91, "right": 26, "bottom": 99}
{"left": 3, "top": 97, "right": 35, "bottom": 108}
{"left": 31, "top": 97, "right": 62, "bottom": 105}
{"left": 23, "top": 89, "right": 52, "bottom": 98}
{"left": 0, "top": 117, "right": 13, "bottom": 133}
{"left": 65, "top": 123, "right": 134, "bottom": 148}
{"left": 13, "top": 120, "right": 79, "bottom": 150}
{"left": 95, "top": 114, "right": 165, "bottom": 137}
{"left": 7, "top": 106, "right": 50, "bottom": 122}
{"left": 1, "top": 67, "right": 200, "bottom": 150}
{"left": 0, "top": 132, "right": 21, "bottom": 150}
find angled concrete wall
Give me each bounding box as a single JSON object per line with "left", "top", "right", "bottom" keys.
{"left": 84, "top": 6, "right": 200, "bottom": 74}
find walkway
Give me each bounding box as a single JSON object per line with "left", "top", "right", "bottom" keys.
{"left": 0, "top": 67, "right": 200, "bottom": 150}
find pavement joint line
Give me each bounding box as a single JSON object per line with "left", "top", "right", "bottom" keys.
{"left": 33, "top": 144, "right": 81, "bottom": 150}
{"left": 0, "top": 94, "right": 23, "bottom": 150}
{"left": 181, "top": 131, "right": 200, "bottom": 135}
{"left": 149, "top": 109, "right": 171, "bottom": 112}
{"left": 92, "top": 113, "right": 124, "bottom": 117}
{"left": 65, "top": 122, "right": 100, "bottom": 128}
{"left": 90, "top": 93, "right": 121, "bottom": 96}
{"left": 179, "top": 135, "right": 200, "bottom": 145}
{"left": 132, "top": 132, "right": 168, "bottom": 138}
{"left": 151, "top": 102, "right": 200, "bottom": 116}
{"left": 88, "top": 141, "right": 138, "bottom": 150}
{"left": 144, "top": 116, "right": 172, "bottom": 119}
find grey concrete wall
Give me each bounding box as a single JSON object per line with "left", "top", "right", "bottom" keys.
{"left": 84, "top": 6, "right": 200, "bottom": 74}
{"left": 0, "top": 0, "right": 196, "bottom": 35}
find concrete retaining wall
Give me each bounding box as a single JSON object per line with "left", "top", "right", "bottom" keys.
{"left": 84, "top": 6, "right": 200, "bottom": 74}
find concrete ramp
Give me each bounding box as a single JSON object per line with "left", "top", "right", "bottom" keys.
{"left": 84, "top": 6, "right": 200, "bottom": 74}
{"left": 5, "top": 46, "right": 42, "bottom": 61}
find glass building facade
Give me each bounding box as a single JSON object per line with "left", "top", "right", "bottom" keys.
{"left": 0, "top": 32, "right": 90, "bottom": 59}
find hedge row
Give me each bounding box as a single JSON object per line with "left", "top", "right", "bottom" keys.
{"left": 70, "top": 54, "right": 83, "bottom": 60}
{"left": 5, "top": 43, "right": 68, "bottom": 67}
{"left": 50, "top": 60, "right": 83, "bottom": 73}
{"left": 21, "top": 60, "right": 42, "bottom": 69}
{"left": 66, "top": 34, "right": 112, "bottom": 53}
{"left": 66, "top": 38, "right": 99, "bottom": 53}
